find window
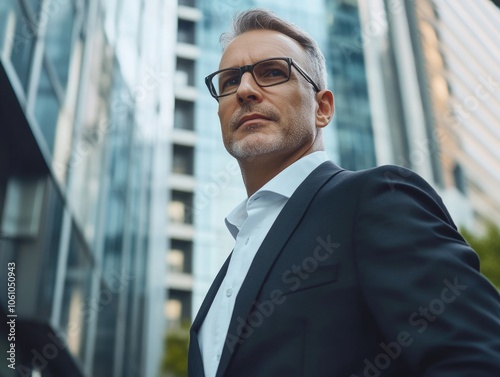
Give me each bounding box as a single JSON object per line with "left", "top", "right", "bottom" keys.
{"left": 174, "top": 99, "right": 194, "bottom": 130}
{"left": 178, "top": 0, "right": 196, "bottom": 7}
{"left": 92, "top": 280, "right": 119, "bottom": 377}
{"left": 168, "top": 190, "right": 193, "bottom": 224}
{"left": 9, "top": 1, "right": 36, "bottom": 90}
{"left": 0, "top": 0, "right": 13, "bottom": 53}
{"left": 168, "top": 239, "right": 193, "bottom": 273}
{"left": 37, "top": 178, "right": 65, "bottom": 321}
{"left": 453, "top": 163, "right": 467, "bottom": 194}
{"left": 0, "top": 175, "right": 45, "bottom": 238}
{"left": 35, "top": 62, "right": 61, "bottom": 154}
{"left": 166, "top": 289, "right": 192, "bottom": 327}
{"left": 44, "top": 0, "right": 76, "bottom": 90}
{"left": 177, "top": 19, "right": 195, "bottom": 44}
{"left": 172, "top": 144, "right": 194, "bottom": 175}
{"left": 25, "top": 0, "right": 42, "bottom": 13}
{"left": 59, "top": 224, "right": 92, "bottom": 363}
{"left": 175, "top": 57, "right": 195, "bottom": 87}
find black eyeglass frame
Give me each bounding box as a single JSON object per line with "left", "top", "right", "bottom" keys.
{"left": 205, "top": 57, "right": 321, "bottom": 100}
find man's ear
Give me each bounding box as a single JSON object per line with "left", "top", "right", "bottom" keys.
{"left": 315, "top": 90, "right": 334, "bottom": 128}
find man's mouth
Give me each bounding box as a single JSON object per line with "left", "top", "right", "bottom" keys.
{"left": 237, "top": 113, "right": 271, "bottom": 129}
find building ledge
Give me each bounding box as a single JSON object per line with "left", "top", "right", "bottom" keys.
{"left": 171, "top": 173, "right": 196, "bottom": 191}
{"left": 172, "top": 128, "right": 196, "bottom": 145}
{"left": 166, "top": 272, "right": 194, "bottom": 290}
{"left": 176, "top": 43, "right": 200, "bottom": 59}
{"left": 175, "top": 86, "right": 197, "bottom": 101}
{"left": 178, "top": 6, "right": 202, "bottom": 21}
{"left": 169, "top": 223, "right": 195, "bottom": 240}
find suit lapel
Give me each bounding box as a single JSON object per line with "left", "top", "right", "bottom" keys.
{"left": 215, "top": 161, "right": 344, "bottom": 377}
{"left": 189, "top": 254, "right": 231, "bottom": 377}
{"left": 192, "top": 255, "right": 232, "bottom": 332}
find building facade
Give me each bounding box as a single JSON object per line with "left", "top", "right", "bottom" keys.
{"left": 165, "top": 0, "right": 201, "bottom": 333}
{"left": 0, "top": 0, "right": 171, "bottom": 376}
{"left": 327, "top": 0, "right": 377, "bottom": 171}
{"left": 412, "top": 0, "right": 500, "bottom": 230}
{"left": 352, "top": 0, "right": 499, "bottom": 229}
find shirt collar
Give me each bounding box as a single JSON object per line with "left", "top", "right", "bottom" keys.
{"left": 225, "top": 151, "right": 329, "bottom": 238}
{"left": 258, "top": 151, "right": 329, "bottom": 199}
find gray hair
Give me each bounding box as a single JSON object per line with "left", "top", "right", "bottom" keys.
{"left": 220, "top": 8, "right": 328, "bottom": 90}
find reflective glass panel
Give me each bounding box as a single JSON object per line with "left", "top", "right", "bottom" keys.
{"left": 92, "top": 280, "right": 118, "bottom": 377}
{"left": 172, "top": 144, "right": 194, "bottom": 175}
{"left": 174, "top": 99, "right": 194, "bottom": 130}
{"left": 25, "top": 0, "right": 42, "bottom": 14}
{"left": 34, "top": 62, "right": 60, "bottom": 154}
{"left": 44, "top": 0, "right": 75, "bottom": 90}
{"left": 169, "top": 239, "right": 193, "bottom": 273}
{"left": 176, "top": 57, "right": 195, "bottom": 87}
{"left": 9, "top": 1, "right": 36, "bottom": 90}
{"left": 179, "top": 0, "right": 195, "bottom": 6}
{"left": 177, "top": 19, "right": 195, "bottom": 44}
{"left": 166, "top": 289, "right": 192, "bottom": 327}
{"left": 59, "top": 223, "right": 92, "bottom": 364}
{"left": 37, "top": 178, "right": 64, "bottom": 320}
{"left": 0, "top": 0, "right": 14, "bottom": 52}
{"left": 169, "top": 190, "right": 193, "bottom": 224}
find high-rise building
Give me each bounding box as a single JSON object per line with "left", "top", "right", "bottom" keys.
{"left": 165, "top": 0, "right": 202, "bottom": 333}
{"left": 327, "top": 0, "right": 377, "bottom": 170}
{"left": 356, "top": 0, "right": 441, "bottom": 184}
{"left": 411, "top": 0, "right": 500, "bottom": 230}
{"left": 0, "top": 1, "right": 170, "bottom": 376}
{"left": 354, "top": 0, "right": 500, "bottom": 230}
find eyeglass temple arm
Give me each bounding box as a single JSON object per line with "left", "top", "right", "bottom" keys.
{"left": 292, "top": 61, "right": 321, "bottom": 92}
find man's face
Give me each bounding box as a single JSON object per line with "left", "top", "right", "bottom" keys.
{"left": 217, "top": 29, "right": 321, "bottom": 163}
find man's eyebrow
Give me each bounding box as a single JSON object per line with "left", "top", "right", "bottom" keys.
{"left": 218, "top": 65, "right": 239, "bottom": 70}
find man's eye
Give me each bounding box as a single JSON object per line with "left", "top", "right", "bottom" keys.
{"left": 263, "top": 68, "right": 287, "bottom": 78}
{"left": 220, "top": 75, "right": 240, "bottom": 91}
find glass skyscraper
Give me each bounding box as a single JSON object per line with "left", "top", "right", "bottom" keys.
{"left": 411, "top": 0, "right": 500, "bottom": 230}
{"left": 327, "top": 0, "right": 376, "bottom": 170}
{"left": 0, "top": 1, "right": 170, "bottom": 376}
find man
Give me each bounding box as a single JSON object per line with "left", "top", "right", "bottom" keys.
{"left": 188, "top": 8, "right": 500, "bottom": 377}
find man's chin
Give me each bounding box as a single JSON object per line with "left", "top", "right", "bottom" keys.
{"left": 227, "top": 138, "right": 284, "bottom": 161}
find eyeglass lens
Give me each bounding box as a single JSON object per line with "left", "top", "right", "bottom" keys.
{"left": 215, "top": 59, "right": 290, "bottom": 97}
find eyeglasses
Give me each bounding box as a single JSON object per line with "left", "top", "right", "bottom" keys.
{"left": 205, "top": 57, "right": 321, "bottom": 100}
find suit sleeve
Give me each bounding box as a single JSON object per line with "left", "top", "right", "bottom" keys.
{"left": 353, "top": 165, "right": 500, "bottom": 376}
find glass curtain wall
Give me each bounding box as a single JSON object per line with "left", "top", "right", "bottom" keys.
{"left": 327, "top": 0, "right": 376, "bottom": 170}
{"left": 0, "top": 0, "right": 168, "bottom": 376}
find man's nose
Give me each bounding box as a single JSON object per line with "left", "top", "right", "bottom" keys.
{"left": 236, "top": 72, "right": 262, "bottom": 103}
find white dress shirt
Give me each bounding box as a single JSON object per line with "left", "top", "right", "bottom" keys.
{"left": 198, "top": 151, "right": 329, "bottom": 377}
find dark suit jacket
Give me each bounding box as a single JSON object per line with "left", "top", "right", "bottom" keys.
{"left": 188, "top": 162, "right": 500, "bottom": 377}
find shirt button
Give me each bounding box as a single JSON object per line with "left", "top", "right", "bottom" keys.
{"left": 226, "top": 288, "right": 233, "bottom": 297}
{"left": 217, "top": 353, "right": 221, "bottom": 361}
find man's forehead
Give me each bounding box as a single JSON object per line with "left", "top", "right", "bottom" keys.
{"left": 219, "top": 29, "right": 306, "bottom": 69}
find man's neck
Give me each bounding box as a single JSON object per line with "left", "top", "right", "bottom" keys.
{"left": 238, "top": 148, "right": 322, "bottom": 197}
{"left": 240, "top": 160, "right": 283, "bottom": 197}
